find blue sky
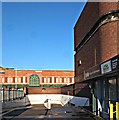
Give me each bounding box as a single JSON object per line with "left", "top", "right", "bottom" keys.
{"left": 2, "top": 2, "right": 86, "bottom": 70}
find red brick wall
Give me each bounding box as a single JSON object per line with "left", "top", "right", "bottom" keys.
{"left": 74, "top": 2, "right": 99, "bottom": 49}
{"left": 99, "top": 2, "right": 118, "bottom": 16}
{"left": 75, "top": 31, "right": 100, "bottom": 76}
{"left": 74, "top": 2, "right": 119, "bottom": 77}
{"left": 27, "top": 83, "right": 91, "bottom": 99}
{"left": 61, "top": 84, "right": 74, "bottom": 95}
{"left": 1, "top": 70, "right": 74, "bottom": 85}
{"left": 28, "top": 88, "right": 61, "bottom": 94}
{"left": 99, "top": 22, "right": 118, "bottom": 62}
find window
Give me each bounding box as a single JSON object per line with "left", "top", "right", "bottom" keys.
{"left": 15, "top": 78, "right": 18, "bottom": 83}
{"left": 21, "top": 77, "right": 23, "bottom": 83}
{"left": 60, "top": 78, "right": 62, "bottom": 83}
{"left": 67, "top": 78, "right": 70, "bottom": 83}
{"left": 5, "top": 77, "right": 7, "bottom": 83}
{"left": 44, "top": 78, "right": 46, "bottom": 83}
{"left": 62, "top": 77, "right": 64, "bottom": 83}
{"left": 54, "top": 77, "right": 56, "bottom": 83}
{"left": 108, "top": 78, "right": 117, "bottom": 101}
{"left": 18, "top": 78, "right": 21, "bottom": 83}
{"left": 64, "top": 78, "right": 66, "bottom": 83}
{"left": 10, "top": 78, "right": 13, "bottom": 83}
{"left": 69, "top": 77, "right": 72, "bottom": 83}
{"left": 29, "top": 74, "right": 40, "bottom": 87}
{"left": 7, "top": 78, "right": 13, "bottom": 83}
{"left": 72, "top": 78, "right": 74, "bottom": 83}
{"left": 52, "top": 77, "right": 54, "bottom": 83}
{"left": 49, "top": 77, "right": 52, "bottom": 83}
{"left": 103, "top": 80, "right": 109, "bottom": 112}
{"left": 102, "top": 77, "right": 118, "bottom": 113}
{"left": 2, "top": 78, "right": 4, "bottom": 83}
{"left": 48, "top": 78, "right": 50, "bottom": 83}
{"left": 7, "top": 78, "right": 10, "bottom": 83}
{"left": 13, "top": 77, "right": 15, "bottom": 83}
{"left": 56, "top": 78, "right": 58, "bottom": 83}
{"left": 23, "top": 76, "right": 26, "bottom": 84}
{"left": 42, "top": 77, "right": 44, "bottom": 83}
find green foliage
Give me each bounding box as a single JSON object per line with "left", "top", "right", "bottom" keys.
{"left": 2, "top": 84, "right": 67, "bottom": 89}
{"left": 2, "top": 84, "right": 28, "bottom": 89}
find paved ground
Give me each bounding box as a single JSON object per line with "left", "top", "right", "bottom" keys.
{"left": 1, "top": 104, "right": 104, "bottom": 120}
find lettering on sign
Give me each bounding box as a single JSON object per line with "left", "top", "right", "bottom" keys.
{"left": 111, "top": 58, "right": 118, "bottom": 70}
{"left": 84, "top": 65, "right": 100, "bottom": 79}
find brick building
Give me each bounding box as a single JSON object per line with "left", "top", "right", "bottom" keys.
{"left": 0, "top": 67, "right": 74, "bottom": 86}
{"left": 74, "top": 2, "right": 119, "bottom": 119}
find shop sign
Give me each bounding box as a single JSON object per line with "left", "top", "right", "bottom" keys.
{"left": 101, "top": 55, "right": 119, "bottom": 74}
{"left": 101, "top": 61, "right": 111, "bottom": 74}
{"left": 84, "top": 65, "right": 101, "bottom": 79}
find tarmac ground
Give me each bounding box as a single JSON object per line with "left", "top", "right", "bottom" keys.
{"left": 1, "top": 104, "right": 104, "bottom": 120}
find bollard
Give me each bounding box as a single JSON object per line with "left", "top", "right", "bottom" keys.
{"left": 110, "top": 103, "right": 113, "bottom": 119}
{"left": 116, "top": 102, "right": 119, "bottom": 120}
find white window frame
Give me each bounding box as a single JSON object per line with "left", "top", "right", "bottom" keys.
{"left": 10, "top": 78, "right": 13, "bottom": 83}
{"left": 52, "top": 76, "right": 54, "bottom": 83}
{"left": 7, "top": 78, "right": 10, "bottom": 83}
{"left": 56, "top": 78, "right": 58, "bottom": 83}
{"left": 67, "top": 78, "right": 70, "bottom": 83}
{"left": 23, "top": 76, "right": 26, "bottom": 83}
{"left": 44, "top": 78, "right": 46, "bottom": 83}
{"left": 18, "top": 78, "right": 21, "bottom": 83}
{"left": 7, "top": 77, "right": 13, "bottom": 83}
{"left": 2, "top": 78, "right": 4, "bottom": 83}
{"left": 72, "top": 78, "right": 74, "bottom": 83}
{"left": 15, "top": 78, "right": 18, "bottom": 83}
{"left": 64, "top": 78, "right": 66, "bottom": 83}
{"left": 60, "top": 78, "right": 62, "bottom": 83}
{"left": 48, "top": 78, "right": 50, "bottom": 83}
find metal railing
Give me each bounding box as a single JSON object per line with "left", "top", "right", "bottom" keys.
{"left": 0, "top": 88, "right": 25, "bottom": 102}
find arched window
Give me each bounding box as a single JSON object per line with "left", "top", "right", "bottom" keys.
{"left": 29, "top": 74, "right": 40, "bottom": 87}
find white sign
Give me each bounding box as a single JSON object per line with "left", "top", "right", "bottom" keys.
{"left": 101, "top": 60, "right": 112, "bottom": 74}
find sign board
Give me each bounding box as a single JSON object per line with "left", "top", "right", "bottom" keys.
{"left": 111, "top": 55, "right": 119, "bottom": 71}
{"left": 101, "top": 55, "right": 119, "bottom": 74}
{"left": 101, "top": 60, "right": 112, "bottom": 74}
{"left": 84, "top": 65, "right": 101, "bottom": 80}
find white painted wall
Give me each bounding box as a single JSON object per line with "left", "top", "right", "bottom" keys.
{"left": 28, "top": 94, "right": 89, "bottom": 107}
{"left": 2, "top": 94, "right": 89, "bottom": 110}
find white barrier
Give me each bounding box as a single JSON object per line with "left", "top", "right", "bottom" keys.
{"left": 28, "top": 94, "right": 89, "bottom": 108}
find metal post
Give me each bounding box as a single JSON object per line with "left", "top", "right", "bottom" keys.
{"left": 8, "top": 88, "right": 10, "bottom": 101}
{"left": 116, "top": 102, "right": 119, "bottom": 120}
{"left": 2, "top": 88, "right": 4, "bottom": 102}
{"left": 110, "top": 103, "right": 113, "bottom": 119}
{"left": 13, "top": 89, "right": 14, "bottom": 100}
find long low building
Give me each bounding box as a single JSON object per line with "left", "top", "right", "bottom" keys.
{"left": 0, "top": 67, "right": 74, "bottom": 86}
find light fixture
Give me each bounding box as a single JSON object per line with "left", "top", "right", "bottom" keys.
{"left": 78, "top": 60, "right": 82, "bottom": 66}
